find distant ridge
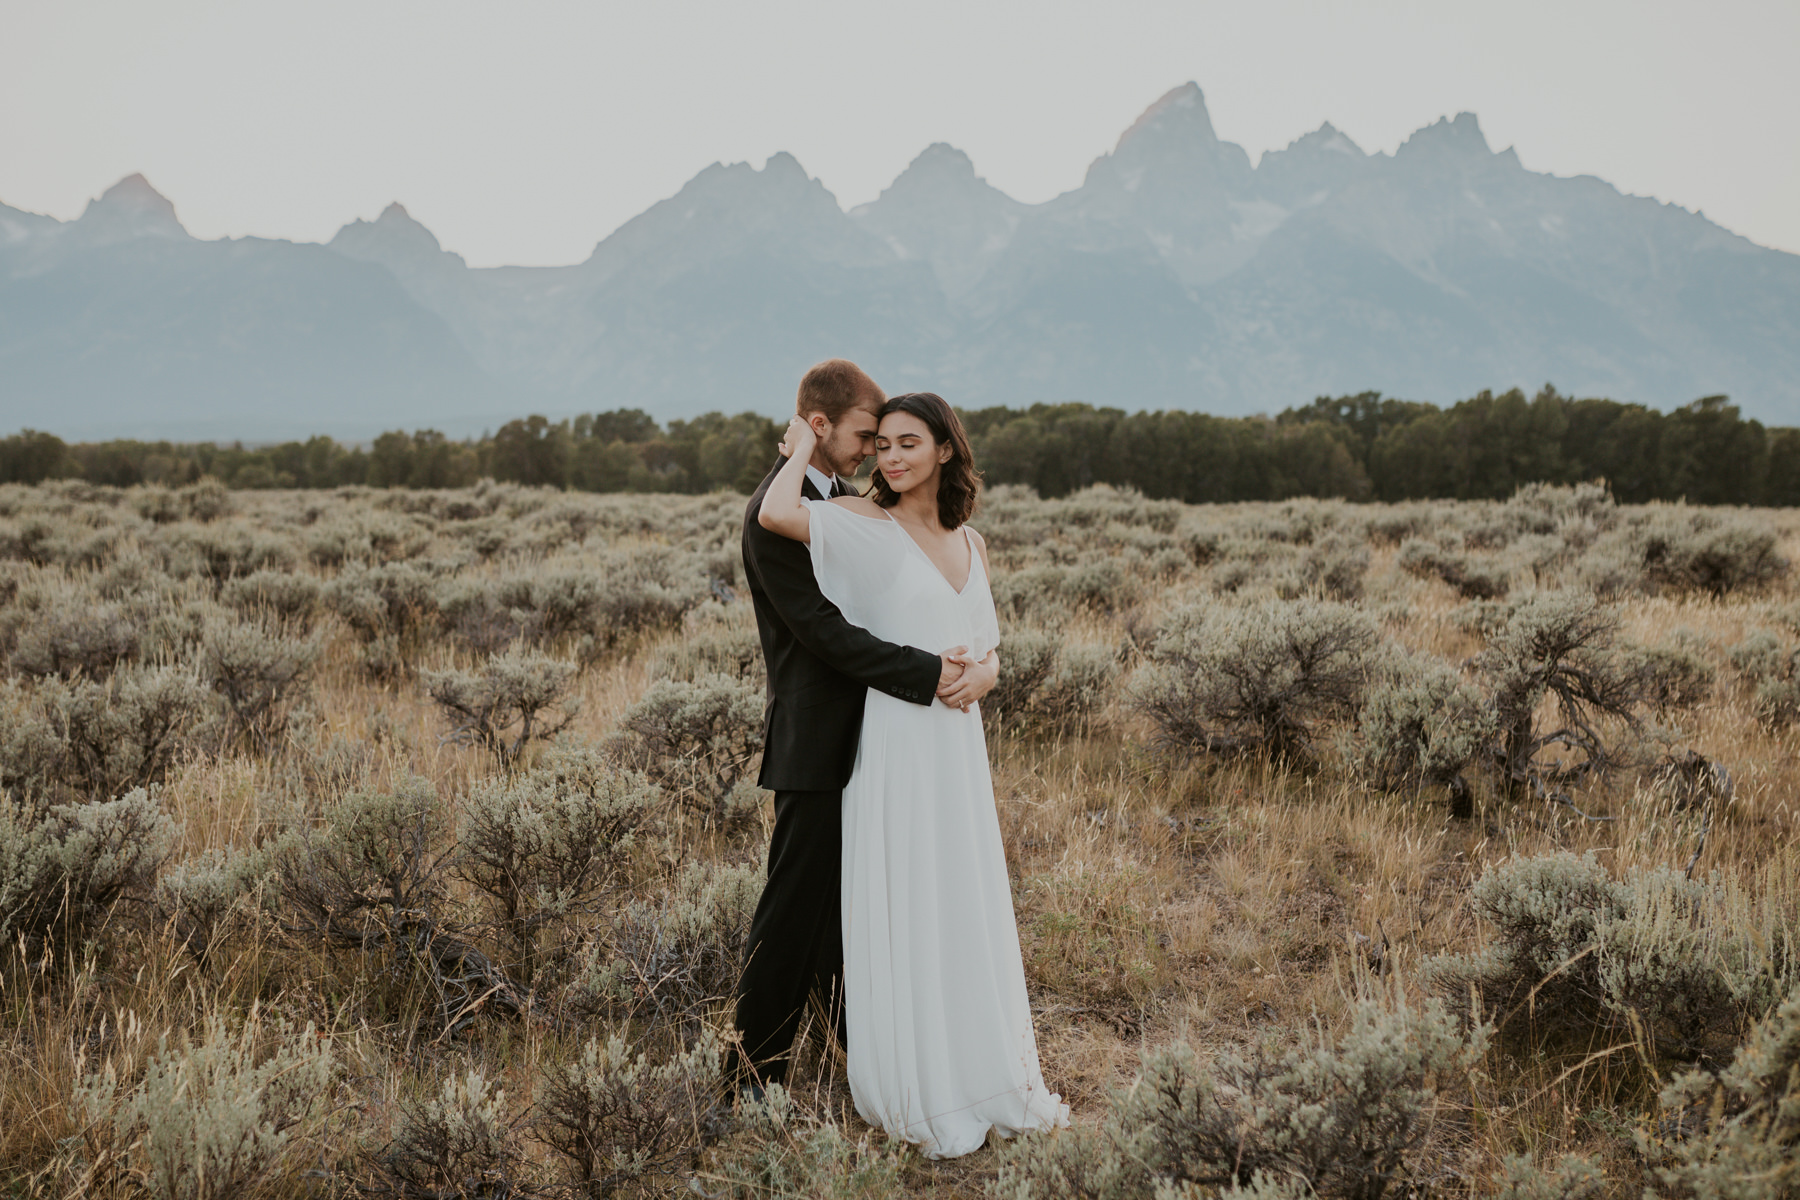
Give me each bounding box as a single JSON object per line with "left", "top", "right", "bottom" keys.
{"left": 3, "top": 82, "right": 1797, "bottom": 438}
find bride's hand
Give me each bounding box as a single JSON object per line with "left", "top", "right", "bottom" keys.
{"left": 778, "top": 415, "right": 818, "bottom": 459}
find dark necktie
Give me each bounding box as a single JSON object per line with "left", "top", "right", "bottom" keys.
{"left": 830, "top": 476, "right": 852, "bottom": 499}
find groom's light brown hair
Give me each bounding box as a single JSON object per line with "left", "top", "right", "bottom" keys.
{"left": 796, "top": 358, "right": 884, "bottom": 424}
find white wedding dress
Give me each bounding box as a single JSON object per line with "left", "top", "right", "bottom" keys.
{"left": 803, "top": 498, "right": 1068, "bottom": 1158}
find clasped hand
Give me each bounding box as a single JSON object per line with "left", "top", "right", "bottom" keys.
{"left": 937, "top": 646, "right": 998, "bottom": 713}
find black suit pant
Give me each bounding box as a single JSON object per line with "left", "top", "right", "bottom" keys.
{"left": 734, "top": 788, "right": 847, "bottom": 1084}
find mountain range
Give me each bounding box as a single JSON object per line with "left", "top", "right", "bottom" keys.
{"left": 4, "top": 82, "right": 1797, "bottom": 439}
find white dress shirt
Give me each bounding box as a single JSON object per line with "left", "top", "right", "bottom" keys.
{"left": 806, "top": 463, "right": 840, "bottom": 498}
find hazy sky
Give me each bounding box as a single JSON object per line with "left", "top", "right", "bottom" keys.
{"left": 3, "top": 0, "right": 1797, "bottom": 268}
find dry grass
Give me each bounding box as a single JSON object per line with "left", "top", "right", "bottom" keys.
{"left": 1, "top": 480, "right": 1797, "bottom": 1197}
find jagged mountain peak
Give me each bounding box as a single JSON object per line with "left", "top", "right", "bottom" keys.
{"left": 1281, "top": 121, "right": 1366, "bottom": 159}
{"left": 1398, "top": 111, "right": 1496, "bottom": 159}
{"left": 1114, "top": 82, "right": 1218, "bottom": 153}
{"left": 78, "top": 173, "right": 188, "bottom": 240}
{"left": 862, "top": 142, "right": 1021, "bottom": 212}
{"left": 366, "top": 201, "right": 445, "bottom": 250}
{"left": 329, "top": 201, "right": 461, "bottom": 273}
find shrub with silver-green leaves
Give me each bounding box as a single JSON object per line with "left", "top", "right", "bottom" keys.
{"left": 1488, "top": 1154, "right": 1604, "bottom": 1200}
{"left": 9, "top": 598, "right": 141, "bottom": 678}
{"left": 1630, "top": 631, "right": 1719, "bottom": 713}
{"left": 74, "top": 1009, "right": 332, "bottom": 1200}
{"left": 200, "top": 619, "right": 319, "bottom": 750}
{"left": 273, "top": 779, "right": 533, "bottom": 1032}
{"left": 992, "top": 996, "right": 1487, "bottom": 1200}
{"left": 1397, "top": 537, "right": 1509, "bottom": 600}
{"left": 324, "top": 560, "right": 441, "bottom": 676}
{"left": 986, "top": 627, "right": 1058, "bottom": 728}
{"left": 606, "top": 673, "right": 763, "bottom": 825}
{"left": 1642, "top": 984, "right": 1800, "bottom": 1199}
{"left": 1639, "top": 509, "right": 1788, "bottom": 597}
{"left": 1425, "top": 852, "right": 1793, "bottom": 1061}
{"left": 220, "top": 568, "right": 323, "bottom": 630}
{"left": 1353, "top": 653, "right": 1493, "bottom": 799}
{"left": 424, "top": 647, "right": 581, "bottom": 770}
{"left": 375, "top": 1067, "right": 524, "bottom": 1200}
{"left": 162, "top": 519, "right": 297, "bottom": 584}
{"left": 37, "top": 664, "right": 209, "bottom": 799}
{"left": 1033, "top": 643, "right": 1118, "bottom": 734}
{"left": 1300, "top": 532, "right": 1372, "bottom": 602}
{"left": 1477, "top": 590, "right": 1643, "bottom": 792}
{"left": 571, "top": 859, "right": 763, "bottom": 1032}
{"left": 154, "top": 842, "right": 274, "bottom": 970}
{"left": 1131, "top": 598, "right": 1377, "bottom": 761}
{"left": 657, "top": 601, "right": 764, "bottom": 683}
{"left": 1727, "top": 630, "right": 1800, "bottom": 726}
{"left": 717, "top": 1082, "right": 908, "bottom": 1199}
{"left": 0, "top": 788, "right": 178, "bottom": 954}
{"left": 533, "top": 1028, "right": 726, "bottom": 1198}
{"left": 453, "top": 743, "right": 656, "bottom": 982}
{"left": 270, "top": 777, "right": 449, "bottom": 951}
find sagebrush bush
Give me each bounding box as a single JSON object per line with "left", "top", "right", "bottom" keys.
{"left": 269, "top": 777, "right": 535, "bottom": 1031}
{"left": 1631, "top": 631, "right": 1719, "bottom": 713}
{"left": 75, "top": 1009, "right": 331, "bottom": 1200}
{"left": 8, "top": 598, "right": 142, "bottom": 678}
{"left": 1398, "top": 537, "right": 1509, "bottom": 600}
{"left": 993, "top": 996, "right": 1486, "bottom": 1200}
{"left": 1488, "top": 1154, "right": 1604, "bottom": 1200}
{"left": 324, "top": 561, "right": 441, "bottom": 675}
{"left": 1643, "top": 984, "right": 1800, "bottom": 1198}
{"left": 606, "top": 673, "right": 763, "bottom": 825}
{"left": 1132, "top": 599, "right": 1377, "bottom": 761}
{"left": 986, "top": 627, "right": 1058, "bottom": 729}
{"left": 719, "top": 1082, "right": 909, "bottom": 1199}
{"left": 220, "top": 568, "right": 323, "bottom": 630}
{"left": 155, "top": 842, "right": 274, "bottom": 969}
{"left": 1638, "top": 509, "right": 1789, "bottom": 597}
{"left": 270, "top": 777, "right": 449, "bottom": 949}
{"left": 1300, "top": 532, "right": 1372, "bottom": 602}
{"left": 658, "top": 601, "right": 765, "bottom": 683}
{"left": 424, "top": 648, "right": 581, "bottom": 770}
{"left": 534, "top": 1028, "right": 726, "bottom": 1197}
{"left": 200, "top": 619, "right": 319, "bottom": 749}
{"left": 164, "top": 520, "right": 297, "bottom": 584}
{"left": 375, "top": 1067, "right": 523, "bottom": 1200}
{"left": 453, "top": 744, "right": 656, "bottom": 981}
{"left": 1353, "top": 653, "right": 1493, "bottom": 803}
{"left": 37, "top": 664, "right": 210, "bottom": 799}
{"left": 1477, "top": 590, "right": 1642, "bottom": 792}
{"left": 0, "top": 788, "right": 179, "bottom": 954}
{"left": 1426, "top": 852, "right": 1793, "bottom": 1062}
{"left": 1034, "top": 643, "right": 1118, "bottom": 734}
{"left": 572, "top": 858, "right": 764, "bottom": 1032}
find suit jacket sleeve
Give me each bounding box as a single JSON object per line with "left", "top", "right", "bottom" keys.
{"left": 744, "top": 518, "right": 942, "bottom": 706}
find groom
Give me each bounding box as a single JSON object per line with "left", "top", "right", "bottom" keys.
{"left": 735, "top": 358, "right": 996, "bottom": 1088}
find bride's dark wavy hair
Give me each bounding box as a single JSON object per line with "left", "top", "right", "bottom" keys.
{"left": 869, "top": 392, "right": 982, "bottom": 529}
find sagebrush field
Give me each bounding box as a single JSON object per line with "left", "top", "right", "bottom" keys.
{"left": 3, "top": 477, "right": 1798, "bottom": 1199}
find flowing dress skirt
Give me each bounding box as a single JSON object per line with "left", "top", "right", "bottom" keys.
{"left": 842, "top": 690, "right": 1069, "bottom": 1158}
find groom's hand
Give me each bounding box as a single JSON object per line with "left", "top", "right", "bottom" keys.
{"left": 937, "top": 647, "right": 969, "bottom": 692}
{"left": 937, "top": 650, "right": 999, "bottom": 712}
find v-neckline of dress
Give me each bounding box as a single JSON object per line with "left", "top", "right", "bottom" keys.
{"left": 881, "top": 509, "right": 975, "bottom": 597}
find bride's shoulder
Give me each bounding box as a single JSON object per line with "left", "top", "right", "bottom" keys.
{"left": 827, "top": 495, "right": 890, "bottom": 521}
{"left": 963, "top": 524, "right": 991, "bottom": 573}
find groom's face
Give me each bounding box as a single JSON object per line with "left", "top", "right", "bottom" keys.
{"left": 816, "top": 401, "right": 882, "bottom": 477}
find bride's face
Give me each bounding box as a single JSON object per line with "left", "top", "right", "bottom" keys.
{"left": 876, "top": 411, "right": 950, "bottom": 496}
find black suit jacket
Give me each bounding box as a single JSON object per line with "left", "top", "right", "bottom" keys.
{"left": 742, "top": 460, "right": 942, "bottom": 791}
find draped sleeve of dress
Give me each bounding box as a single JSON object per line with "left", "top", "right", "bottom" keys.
{"left": 801, "top": 498, "right": 1067, "bottom": 1159}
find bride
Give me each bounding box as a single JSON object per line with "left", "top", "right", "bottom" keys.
{"left": 758, "top": 391, "right": 1069, "bottom": 1158}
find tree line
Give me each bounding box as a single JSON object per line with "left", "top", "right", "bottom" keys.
{"left": 3, "top": 386, "right": 1796, "bottom": 505}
